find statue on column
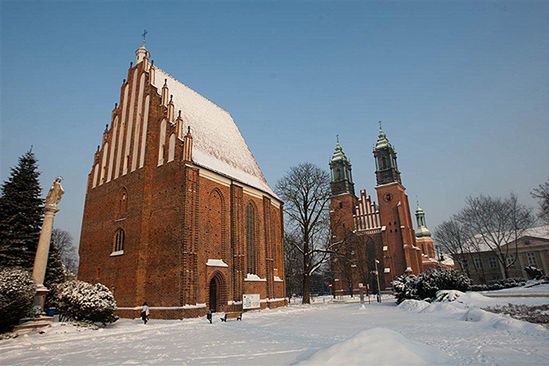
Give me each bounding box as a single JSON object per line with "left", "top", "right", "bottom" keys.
{"left": 31, "top": 176, "right": 64, "bottom": 316}
{"left": 45, "top": 176, "right": 64, "bottom": 209}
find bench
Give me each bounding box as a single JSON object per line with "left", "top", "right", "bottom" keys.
{"left": 221, "top": 312, "right": 242, "bottom": 322}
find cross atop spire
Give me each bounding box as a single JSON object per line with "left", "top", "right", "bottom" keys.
{"left": 336, "top": 134, "right": 339, "bottom": 144}
{"left": 141, "top": 29, "right": 148, "bottom": 47}
{"left": 135, "top": 30, "right": 150, "bottom": 63}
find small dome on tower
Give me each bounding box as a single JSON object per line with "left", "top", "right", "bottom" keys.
{"left": 135, "top": 30, "right": 150, "bottom": 63}
{"left": 331, "top": 136, "right": 350, "bottom": 163}
{"left": 374, "top": 122, "right": 391, "bottom": 150}
{"left": 415, "top": 202, "right": 431, "bottom": 238}
{"left": 135, "top": 45, "right": 150, "bottom": 63}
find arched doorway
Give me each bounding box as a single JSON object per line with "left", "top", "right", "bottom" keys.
{"left": 208, "top": 273, "right": 225, "bottom": 312}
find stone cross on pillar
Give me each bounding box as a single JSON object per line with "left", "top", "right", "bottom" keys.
{"left": 32, "top": 176, "right": 64, "bottom": 314}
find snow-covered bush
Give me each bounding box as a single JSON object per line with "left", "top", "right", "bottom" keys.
{"left": 392, "top": 274, "right": 419, "bottom": 303}
{"left": 471, "top": 278, "right": 529, "bottom": 291}
{"left": 434, "top": 290, "right": 464, "bottom": 302}
{"left": 415, "top": 269, "right": 471, "bottom": 300}
{"left": 54, "top": 280, "right": 117, "bottom": 324}
{"left": 469, "top": 283, "right": 488, "bottom": 291}
{"left": 392, "top": 269, "right": 471, "bottom": 303}
{"left": 488, "top": 278, "right": 525, "bottom": 290}
{"left": 471, "top": 278, "right": 527, "bottom": 291}
{"left": 0, "top": 268, "right": 35, "bottom": 332}
{"left": 524, "top": 266, "right": 544, "bottom": 280}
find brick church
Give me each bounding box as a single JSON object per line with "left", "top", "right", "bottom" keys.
{"left": 78, "top": 43, "right": 286, "bottom": 318}
{"left": 329, "top": 126, "right": 438, "bottom": 295}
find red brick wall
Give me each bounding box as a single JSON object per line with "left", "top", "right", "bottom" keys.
{"left": 79, "top": 59, "right": 285, "bottom": 318}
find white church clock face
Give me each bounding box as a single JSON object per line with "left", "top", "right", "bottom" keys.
{"left": 384, "top": 193, "right": 393, "bottom": 202}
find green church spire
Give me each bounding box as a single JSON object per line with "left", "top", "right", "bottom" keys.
{"left": 331, "top": 135, "right": 349, "bottom": 163}
{"left": 329, "top": 136, "right": 355, "bottom": 196}
{"left": 415, "top": 201, "right": 432, "bottom": 238}
{"left": 374, "top": 121, "right": 390, "bottom": 150}
{"left": 373, "top": 122, "right": 401, "bottom": 185}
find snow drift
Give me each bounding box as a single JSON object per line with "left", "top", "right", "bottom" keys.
{"left": 397, "top": 292, "right": 548, "bottom": 337}
{"left": 297, "top": 327, "right": 449, "bottom": 366}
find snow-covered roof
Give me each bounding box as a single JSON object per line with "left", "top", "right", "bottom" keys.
{"left": 152, "top": 66, "right": 277, "bottom": 198}
{"left": 469, "top": 225, "right": 549, "bottom": 252}
{"left": 519, "top": 225, "right": 549, "bottom": 240}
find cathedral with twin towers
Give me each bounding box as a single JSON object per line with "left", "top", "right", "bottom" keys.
{"left": 328, "top": 126, "right": 439, "bottom": 295}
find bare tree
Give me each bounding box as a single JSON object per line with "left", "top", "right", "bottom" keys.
{"left": 457, "top": 194, "right": 534, "bottom": 279}
{"left": 284, "top": 232, "right": 303, "bottom": 302}
{"left": 276, "top": 163, "right": 337, "bottom": 304}
{"left": 531, "top": 178, "right": 549, "bottom": 224}
{"left": 433, "top": 219, "right": 473, "bottom": 277}
{"left": 51, "top": 228, "right": 79, "bottom": 274}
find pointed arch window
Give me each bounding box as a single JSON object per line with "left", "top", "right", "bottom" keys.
{"left": 246, "top": 202, "right": 257, "bottom": 274}
{"left": 112, "top": 228, "right": 125, "bottom": 256}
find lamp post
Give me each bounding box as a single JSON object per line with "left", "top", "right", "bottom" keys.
{"left": 374, "top": 259, "right": 382, "bottom": 303}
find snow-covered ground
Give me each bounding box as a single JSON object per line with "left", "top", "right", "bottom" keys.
{"left": 1, "top": 294, "right": 548, "bottom": 365}
{"left": 481, "top": 283, "right": 549, "bottom": 298}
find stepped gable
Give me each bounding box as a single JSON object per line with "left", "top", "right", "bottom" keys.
{"left": 152, "top": 66, "right": 275, "bottom": 196}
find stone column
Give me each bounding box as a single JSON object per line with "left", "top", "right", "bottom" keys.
{"left": 32, "top": 207, "right": 58, "bottom": 289}
{"left": 32, "top": 177, "right": 64, "bottom": 315}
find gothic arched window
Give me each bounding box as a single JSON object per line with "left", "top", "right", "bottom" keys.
{"left": 246, "top": 202, "right": 257, "bottom": 274}
{"left": 113, "top": 229, "right": 125, "bottom": 253}
{"left": 207, "top": 189, "right": 225, "bottom": 258}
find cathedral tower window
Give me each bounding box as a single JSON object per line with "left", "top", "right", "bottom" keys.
{"left": 112, "top": 229, "right": 125, "bottom": 255}
{"left": 246, "top": 202, "right": 257, "bottom": 274}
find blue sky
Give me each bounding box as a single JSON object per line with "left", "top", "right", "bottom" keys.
{"left": 1, "top": 0, "right": 548, "bottom": 243}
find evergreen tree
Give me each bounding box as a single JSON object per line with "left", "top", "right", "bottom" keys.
{"left": 45, "top": 240, "right": 66, "bottom": 288}
{"left": 0, "top": 149, "right": 44, "bottom": 269}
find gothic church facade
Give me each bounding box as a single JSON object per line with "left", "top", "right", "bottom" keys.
{"left": 78, "top": 44, "right": 286, "bottom": 318}
{"left": 329, "top": 127, "right": 438, "bottom": 294}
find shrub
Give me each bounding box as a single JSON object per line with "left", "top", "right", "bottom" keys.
{"left": 471, "top": 278, "right": 526, "bottom": 291}
{"left": 415, "top": 269, "right": 471, "bottom": 300}
{"left": 54, "top": 280, "right": 117, "bottom": 324}
{"left": 0, "top": 268, "right": 35, "bottom": 332}
{"left": 392, "top": 274, "right": 418, "bottom": 303}
{"left": 524, "top": 266, "right": 544, "bottom": 280}
{"left": 392, "top": 269, "right": 471, "bottom": 303}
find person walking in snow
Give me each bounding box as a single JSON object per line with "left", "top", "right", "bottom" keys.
{"left": 141, "top": 302, "right": 150, "bottom": 324}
